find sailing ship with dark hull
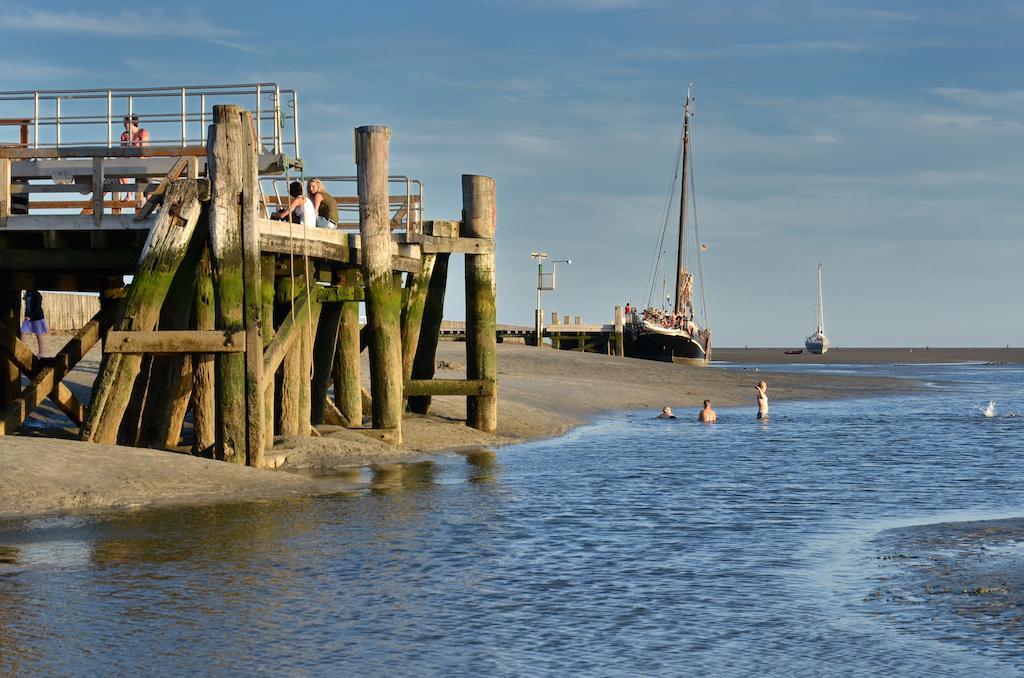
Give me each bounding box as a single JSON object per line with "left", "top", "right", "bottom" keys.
{"left": 624, "top": 86, "right": 711, "bottom": 366}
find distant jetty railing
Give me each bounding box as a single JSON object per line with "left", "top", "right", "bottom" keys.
{"left": 0, "top": 83, "right": 300, "bottom": 158}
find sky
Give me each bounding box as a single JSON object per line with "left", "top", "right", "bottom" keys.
{"left": 0, "top": 0, "right": 1021, "bottom": 346}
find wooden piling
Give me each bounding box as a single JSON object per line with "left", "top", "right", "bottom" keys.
{"left": 0, "top": 291, "right": 19, "bottom": 409}
{"left": 311, "top": 300, "right": 342, "bottom": 426}
{"left": 333, "top": 270, "right": 362, "bottom": 426}
{"left": 137, "top": 238, "right": 201, "bottom": 448}
{"left": 407, "top": 253, "right": 449, "bottom": 415}
{"left": 261, "top": 254, "right": 276, "bottom": 448}
{"left": 192, "top": 243, "right": 216, "bottom": 456}
{"left": 80, "top": 179, "right": 202, "bottom": 444}
{"left": 239, "top": 109, "right": 264, "bottom": 467}
{"left": 208, "top": 104, "right": 263, "bottom": 464}
{"left": 277, "top": 274, "right": 303, "bottom": 436}
{"left": 356, "top": 126, "right": 402, "bottom": 444}
{"left": 401, "top": 254, "right": 437, "bottom": 382}
{"left": 462, "top": 174, "right": 497, "bottom": 433}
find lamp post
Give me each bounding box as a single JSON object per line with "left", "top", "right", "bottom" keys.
{"left": 531, "top": 252, "right": 571, "bottom": 348}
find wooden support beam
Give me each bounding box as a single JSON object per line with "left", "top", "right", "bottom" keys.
{"left": 192, "top": 242, "right": 216, "bottom": 457}
{"left": 239, "top": 109, "right": 265, "bottom": 467}
{"left": 207, "top": 104, "right": 255, "bottom": 464}
{"left": 0, "top": 249, "right": 141, "bottom": 271}
{"left": 1, "top": 311, "right": 106, "bottom": 436}
{"left": 462, "top": 175, "right": 498, "bottom": 433}
{"left": 79, "top": 179, "right": 202, "bottom": 445}
{"left": 0, "top": 323, "right": 38, "bottom": 376}
{"left": 414, "top": 235, "right": 494, "bottom": 255}
{"left": 263, "top": 287, "right": 310, "bottom": 384}
{"left": 91, "top": 157, "right": 104, "bottom": 229}
{"left": 261, "top": 253, "right": 276, "bottom": 450}
{"left": 401, "top": 253, "right": 436, "bottom": 386}
{"left": 407, "top": 253, "right": 450, "bottom": 415}
{"left": 310, "top": 300, "right": 342, "bottom": 426}
{"left": 104, "top": 330, "right": 246, "bottom": 354}
{"left": 51, "top": 382, "right": 86, "bottom": 426}
{"left": 317, "top": 286, "right": 365, "bottom": 303}
{"left": 322, "top": 397, "right": 349, "bottom": 427}
{"left": 404, "top": 379, "right": 496, "bottom": 398}
{"left": 0, "top": 158, "right": 10, "bottom": 227}
{"left": 333, "top": 270, "right": 362, "bottom": 427}
{"left": 1, "top": 215, "right": 154, "bottom": 231}
{"left": 356, "top": 125, "right": 402, "bottom": 444}
{"left": 135, "top": 156, "right": 190, "bottom": 221}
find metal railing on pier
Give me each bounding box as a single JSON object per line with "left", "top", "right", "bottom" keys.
{"left": 0, "top": 83, "right": 300, "bottom": 158}
{"left": 261, "top": 175, "right": 424, "bottom": 234}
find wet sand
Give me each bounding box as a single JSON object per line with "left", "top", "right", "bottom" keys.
{"left": 867, "top": 516, "right": 1024, "bottom": 660}
{"left": 715, "top": 347, "right": 1024, "bottom": 364}
{"left": 1, "top": 338, "right": 924, "bottom": 519}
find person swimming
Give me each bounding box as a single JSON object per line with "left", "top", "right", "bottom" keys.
{"left": 656, "top": 406, "right": 677, "bottom": 419}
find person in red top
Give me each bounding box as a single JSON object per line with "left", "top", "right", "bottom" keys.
{"left": 119, "top": 115, "right": 150, "bottom": 200}
{"left": 120, "top": 115, "right": 150, "bottom": 147}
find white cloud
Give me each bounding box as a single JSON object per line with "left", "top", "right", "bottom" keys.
{"left": 0, "top": 7, "right": 252, "bottom": 51}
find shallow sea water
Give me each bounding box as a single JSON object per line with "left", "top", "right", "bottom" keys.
{"left": 1, "top": 363, "right": 1023, "bottom": 676}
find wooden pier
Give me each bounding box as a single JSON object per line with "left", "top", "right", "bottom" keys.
{"left": 0, "top": 87, "right": 497, "bottom": 466}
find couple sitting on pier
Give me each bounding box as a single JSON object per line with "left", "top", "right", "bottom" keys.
{"left": 271, "top": 178, "right": 338, "bottom": 229}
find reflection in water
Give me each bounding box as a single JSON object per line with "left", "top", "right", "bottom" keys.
{"left": 0, "top": 364, "right": 1021, "bottom": 674}
{"left": 463, "top": 448, "right": 499, "bottom": 484}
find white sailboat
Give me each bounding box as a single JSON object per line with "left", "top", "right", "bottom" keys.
{"left": 805, "top": 262, "right": 829, "bottom": 354}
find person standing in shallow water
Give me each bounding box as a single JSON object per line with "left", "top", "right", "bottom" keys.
{"left": 755, "top": 380, "right": 768, "bottom": 420}
{"left": 698, "top": 400, "right": 717, "bottom": 423}
{"left": 20, "top": 289, "right": 47, "bottom": 356}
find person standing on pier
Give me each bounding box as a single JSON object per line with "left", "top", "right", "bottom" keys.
{"left": 755, "top": 380, "right": 768, "bottom": 420}
{"left": 20, "top": 289, "right": 47, "bottom": 356}
{"left": 119, "top": 115, "right": 150, "bottom": 201}
{"left": 121, "top": 114, "right": 150, "bottom": 148}
{"left": 307, "top": 178, "right": 339, "bottom": 229}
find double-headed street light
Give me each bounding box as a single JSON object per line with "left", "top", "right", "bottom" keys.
{"left": 531, "top": 252, "right": 572, "bottom": 348}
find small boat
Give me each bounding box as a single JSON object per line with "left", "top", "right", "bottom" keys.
{"left": 625, "top": 84, "right": 711, "bottom": 366}
{"left": 805, "top": 263, "right": 830, "bottom": 355}
{"left": 784, "top": 349, "right": 803, "bottom": 355}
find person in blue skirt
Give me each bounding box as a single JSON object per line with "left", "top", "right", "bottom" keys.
{"left": 20, "top": 289, "right": 47, "bottom": 356}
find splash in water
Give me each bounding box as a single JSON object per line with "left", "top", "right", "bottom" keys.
{"left": 983, "top": 401, "right": 997, "bottom": 417}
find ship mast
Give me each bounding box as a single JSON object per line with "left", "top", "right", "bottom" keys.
{"left": 816, "top": 262, "right": 826, "bottom": 334}
{"left": 674, "top": 84, "right": 693, "bottom": 316}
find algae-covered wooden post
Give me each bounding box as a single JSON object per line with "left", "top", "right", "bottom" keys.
{"left": 239, "top": 109, "right": 265, "bottom": 467}
{"left": 401, "top": 254, "right": 436, "bottom": 383}
{"left": 614, "top": 305, "right": 625, "bottom": 357}
{"left": 407, "top": 253, "right": 449, "bottom": 415}
{"left": 192, "top": 243, "right": 216, "bottom": 456}
{"left": 81, "top": 179, "right": 202, "bottom": 444}
{"left": 136, "top": 244, "right": 200, "bottom": 448}
{"left": 208, "top": 104, "right": 263, "bottom": 464}
{"left": 462, "top": 174, "right": 498, "bottom": 433}
{"left": 333, "top": 270, "right": 362, "bottom": 426}
{"left": 276, "top": 274, "right": 303, "bottom": 436}
{"left": 261, "top": 254, "right": 276, "bottom": 448}
{"left": 356, "top": 125, "right": 402, "bottom": 443}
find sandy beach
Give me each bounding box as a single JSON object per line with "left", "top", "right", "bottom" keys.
{"left": 1, "top": 339, "right": 926, "bottom": 519}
